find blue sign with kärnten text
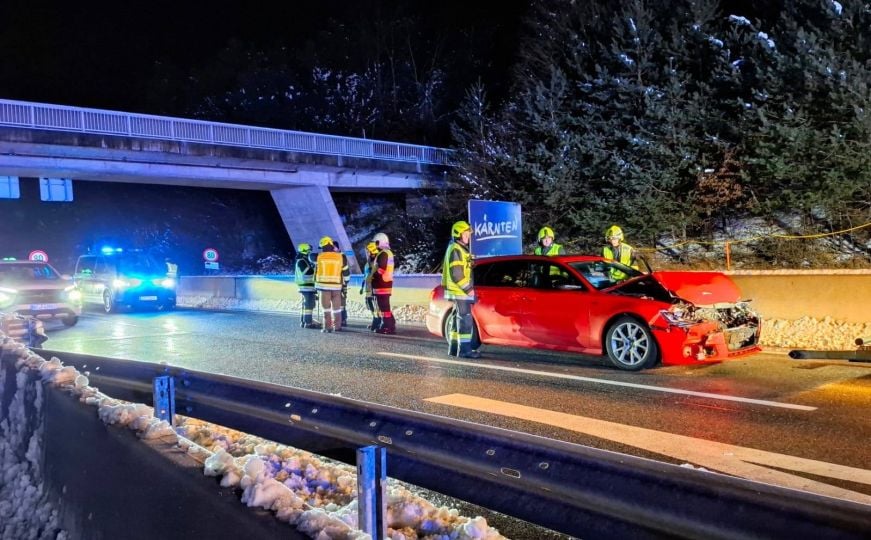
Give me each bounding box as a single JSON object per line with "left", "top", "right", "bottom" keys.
{"left": 468, "top": 200, "right": 522, "bottom": 258}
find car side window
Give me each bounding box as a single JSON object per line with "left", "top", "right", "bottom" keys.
{"left": 475, "top": 261, "right": 531, "bottom": 287}
{"left": 95, "top": 257, "right": 113, "bottom": 276}
{"left": 530, "top": 263, "right": 585, "bottom": 290}
{"left": 76, "top": 256, "right": 96, "bottom": 276}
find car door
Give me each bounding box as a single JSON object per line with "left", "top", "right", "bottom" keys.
{"left": 471, "top": 260, "right": 531, "bottom": 344}
{"left": 518, "top": 262, "right": 592, "bottom": 350}
{"left": 74, "top": 256, "right": 97, "bottom": 303}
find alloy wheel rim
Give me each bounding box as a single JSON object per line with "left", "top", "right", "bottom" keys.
{"left": 610, "top": 322, "right": 649, "bottom": 366}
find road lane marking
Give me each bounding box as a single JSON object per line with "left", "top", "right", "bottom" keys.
{"left": 425, "top": 393, "right": 871, "bottom": 505}
{"left": 379, "top": 352, "right": 817, "bottom": 411}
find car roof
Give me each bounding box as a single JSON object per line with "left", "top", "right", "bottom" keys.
{"left": 473, "top": 254, "right": 606, "bottom": 264}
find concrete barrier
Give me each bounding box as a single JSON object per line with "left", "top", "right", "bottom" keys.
{"left": 179, "top": 271, "right": 871, "bottom": 324}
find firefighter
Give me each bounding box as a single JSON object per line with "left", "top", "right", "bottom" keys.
{"left": 533, "top": 226, "right": 565, "bottom": 256}
{"left": 294, "top": 243, "right": 320, "bottom": 329}
{"left": 360, "top": 242, "right": 380, "bottom": 330}
{"left": 442, "top": 220, "right": 481, "bottom": 359}
{"left": 334, "top": 241, "right": 349, "bottom": 327}
{"left": 602, "top": 225, "right": 639, "bottom": 281}
{"left": 371, "top": 232, "right": 396, "bottom": 334}
{"left": 315, "top": 236, "right": 350, "bottom": 333}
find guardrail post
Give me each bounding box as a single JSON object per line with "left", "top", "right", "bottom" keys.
{"left": 356, "top": 445, "right": 387, "bottom": 539}
{"left": 152, "top": 376, "right": 175, "bottom": 425}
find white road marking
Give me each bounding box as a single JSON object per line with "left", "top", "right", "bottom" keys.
{"left": 379, "top": 352, "right": 817, "bottom": 411}
{"left": 425, "top": 393, "right": 871, "bottom": 506}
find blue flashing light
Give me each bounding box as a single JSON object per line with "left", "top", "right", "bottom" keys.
{"left": 100, "top": 246, "right": 124, "bottom": 255}
{"left": 2, "top": 257, "right": 17, "bottom": 261}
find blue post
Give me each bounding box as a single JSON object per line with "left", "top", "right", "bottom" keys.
{"left": 152, "top": 376, "right": 175, "bottom": 425}
{"left": 357, "top": 445, "right": 387, "bottom": 539}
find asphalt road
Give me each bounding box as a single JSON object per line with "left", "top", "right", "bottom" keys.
{"left": 42, "top": 307, "right": 871, "bottom": 506}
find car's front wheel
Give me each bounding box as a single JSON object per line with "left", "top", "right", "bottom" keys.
{"left": 443, "top": 310, "right": 482, "bottom": 353}
{"left": 604, "top": 316, "right": 658, "bottom": 371}
{"left": 103, "top": 291, "right": 118, "bottom": 314}
{"left": 61, "top": 315, "right": 78, "bottom": 327}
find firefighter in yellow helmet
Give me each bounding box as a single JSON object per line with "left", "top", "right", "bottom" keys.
{"left": 294, "top": 243, "right": 320, "bottom": 329}
{"left": 371, "top": 232, "right": 396, "bottom": 334}
{"left": 533, "top": 226, "right": 565, "bottom": 256}
{"left": 315, "top": 236, "right": 350, "bottom": 333}
{"left": 442, "top": 220, "right": 481, "bottom": 359}
{"left": 359, "top": 242, "right": 380, "bottom": 330}
{"left": 602, "top": 225, "right": 639, "bottom": 281}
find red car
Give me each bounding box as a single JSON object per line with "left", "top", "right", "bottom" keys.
{"left": 426, "top": 255, "right": 762, "bottom": 370}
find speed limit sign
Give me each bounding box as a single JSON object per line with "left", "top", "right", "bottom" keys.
{"left": 202, "top": 248, "right": 220, "bottom": 262}
{"left": 29, "top": 250, "right": 48, "bottom": 262}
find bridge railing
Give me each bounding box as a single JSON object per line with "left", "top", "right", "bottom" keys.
{"left": 0, "top": 98, "right": 452, "bottom": 166}
{"left": 27, "top": 348, "right": 871, "bottom": 540}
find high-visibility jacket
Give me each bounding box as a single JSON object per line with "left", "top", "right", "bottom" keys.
{"left": 361, "top": 254, "right": 377, "bottom": 295}
{"left": 534, "top": 243, "right": 565, "bottom": 256}
{"left": 294, "top": 255, "right": 316, "bottom": 292}
{"left": 603, "top": 243, "right": 638, "bottom": 280}
{"left": 315, "top": 250, "right": 349, "bottom": 291}
{"left": 442, "top": 240, "right": 474, "bottom": 300}
{"left": 371, "top": 248, "right": 394, "bottom": 295}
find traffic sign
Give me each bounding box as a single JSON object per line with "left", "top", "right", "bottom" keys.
{"left": 28, "top": 250, "right": 49, "bottom": 262}
{"left": 202, "top": 248, "right": 220, "bottom": 262}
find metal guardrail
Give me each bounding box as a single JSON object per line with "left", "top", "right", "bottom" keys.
{"left": 36, "top": 349, "right": 871, "bottom": 540}
{"left": 0, "top": 98, "right": 452, "bottom": 165}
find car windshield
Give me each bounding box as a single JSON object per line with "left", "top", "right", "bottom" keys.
{"left": 569, "top": 261, "right": 644, "bottom": 290}
{"left": 116, "top": 253, "right": 164, "bottom": 275}
{"left": 0, "top": 263, "right": 61, "bottom": 283}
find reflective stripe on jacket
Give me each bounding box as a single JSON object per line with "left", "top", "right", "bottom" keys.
{"left": 315, "top": 251, "right": 348, "bottom": 290}
{"left": 534, "top": 243, "right": 564, "bottom": 256}
{"left": 442, "top": 240, "right": 473, "bottom": 300}
{"left": 372, "top": 248, "right": 394, "bottom": 295}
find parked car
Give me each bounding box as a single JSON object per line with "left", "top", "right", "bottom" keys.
{"left": 426, "top": 255, "right": 762, "bottom": 371}
{"left": 0, "top": 259, "right": 81, "bottom": 326}
{"left": 74, "top": 249, "right": 176, "bottom": 313}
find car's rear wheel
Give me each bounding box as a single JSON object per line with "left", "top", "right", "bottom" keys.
{"left": 61, "top": 315, "right": 78, "bottom": 327}
{"left": 103, "top": 291, "right": 118, "bottom": 314}
{"left": 604, "top": 316, "right": 658, "bottom": 371}
{"left": 443, "top": 310, "right": 481, "bottom": 353}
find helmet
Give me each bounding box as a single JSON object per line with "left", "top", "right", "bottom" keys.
{"left": 373, "top": 232, "right": 389, "bottom": 246}
{"left": 319, "top": 236, "right": 334, "bottom": 248}
{"left": 537, "top": 226, "right": 555, "bottom": 241}
{"left": 366, "top": 242, "right": 378, "bottom": 255}
{"left": 297, "top": 243, "right": 312, "bottom": 254}
{"left": 605, "top": 225, "right": 624, "bottom": 241}
{"left": 452, "top": 220, "right": 471, "bottom": 238}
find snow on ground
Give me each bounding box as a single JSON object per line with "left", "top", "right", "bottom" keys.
{"left": 0, "top": 335, "right": 507, "bottom": 540}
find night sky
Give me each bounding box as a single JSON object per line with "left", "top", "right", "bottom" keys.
{"left": 0, "top": 1, "right": 528, "bottom": 122}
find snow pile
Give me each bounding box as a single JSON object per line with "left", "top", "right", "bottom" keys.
{"left": 0, "top": 338, "right": 63, "bottom": 540}
{"left": 762, "top": 317, "right": 871, "bottom": 351}
{"left": 1, "top": 336, "right": 507, "bottom": 540}
{"left": 178, "top": 418, "right": 507, "bottom": 540}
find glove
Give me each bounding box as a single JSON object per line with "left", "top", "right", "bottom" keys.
{"left": 359, "top": 287, "right": 365, "bottom": 295}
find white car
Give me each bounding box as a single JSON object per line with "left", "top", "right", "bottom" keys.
{"left": 0, "top": 260, "right": 82, "bottom": 326}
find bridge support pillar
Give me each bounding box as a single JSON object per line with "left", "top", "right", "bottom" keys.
{"left": 271, "top": 185, "right": 360, "bottom": 272}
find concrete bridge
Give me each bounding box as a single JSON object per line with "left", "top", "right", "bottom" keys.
{"left": 0, "top": 98, "right": 451, "bottom": 270}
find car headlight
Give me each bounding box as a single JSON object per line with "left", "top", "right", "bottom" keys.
{"left": 660, "top": 305, "right": 696, "bottom": 327}
{"left": 65, "top": 286, "right": 82, "bottom": 302}
{"left": 160, "top": 278, "right": 175, "bottom": 289}
{"left": 0, "top": 287, "right": 16, "bottom": 308}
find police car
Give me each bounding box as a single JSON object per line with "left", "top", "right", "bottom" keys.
{"left": 0, "top": 258, "right": 82, "bottom": 326}
{"left": 73, "top": 248, "right": 176, "bottom": 313}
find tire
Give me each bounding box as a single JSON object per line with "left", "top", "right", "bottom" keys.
{"left": 604, "top": 316, "right": 658, "bottom": 371}
{"left": 61, "top": 315, "right": 78, "bottom": 327}
{"left": 443, "top": 310, "right": 481, "bottom": 351}
{"left": 103, "top": 291, "right": 118, "bottom": 314}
